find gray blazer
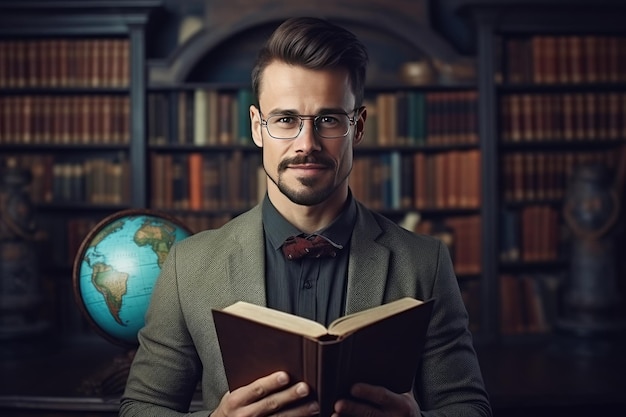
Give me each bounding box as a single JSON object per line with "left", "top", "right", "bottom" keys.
{"left": 120, "top": 202, "right": 491, "bottom": 417}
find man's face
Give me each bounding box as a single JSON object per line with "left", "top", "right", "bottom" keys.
{"left": 250, "top": 61, "right": 365, "bottom": 207}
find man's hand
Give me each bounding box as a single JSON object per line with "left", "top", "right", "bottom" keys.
{"left": 211, "top": 371, "right": 319, "bottom": 417}
{"left": 332, "top": 383, "right": 421, "bottom": 417}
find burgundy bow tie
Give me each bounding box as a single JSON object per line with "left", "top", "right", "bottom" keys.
{"left": 281, "top": 234, "right": 341, "bottom": 260}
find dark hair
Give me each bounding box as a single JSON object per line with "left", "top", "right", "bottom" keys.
{"left": 251, "top": 17, "right": 369, "bottom": 107}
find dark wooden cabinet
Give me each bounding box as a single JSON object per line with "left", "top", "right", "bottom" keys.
{"left": 1, "top": 334, "right": 624, "bottom": 416}
{"left": 0, "top": 0, "right": 161, "bottom": 337}
{"left": 459, "top": 0, "right": 626, "bottom": 343}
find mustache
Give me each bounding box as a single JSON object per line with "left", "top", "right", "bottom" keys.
{"left": 278, "top": 155, "right": 335, "bottom": 172}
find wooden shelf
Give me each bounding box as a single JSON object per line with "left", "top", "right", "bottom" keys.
{"left": 2, "top": 334, "right": 624, "bottom": 416}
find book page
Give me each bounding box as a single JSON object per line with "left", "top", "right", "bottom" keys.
{"left": 222, "top": 301, "right": 329, "bottom": 339}
{"left": 327, "top": 297, "right": 424, "bottom": 336}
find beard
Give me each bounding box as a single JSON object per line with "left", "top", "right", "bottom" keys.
{"left": 265, "top": 154, "right": 346, "bottom": 206}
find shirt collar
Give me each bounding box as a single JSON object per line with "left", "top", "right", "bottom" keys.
{"left": 262, "top": 192, "right": 357, "bottom": 252}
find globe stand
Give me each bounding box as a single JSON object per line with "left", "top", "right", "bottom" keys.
{"left": 78, "top": 349, "right": 136, "bottom": 396}
{"left": 77, "top": 347, "right": 203, "bottom": 397}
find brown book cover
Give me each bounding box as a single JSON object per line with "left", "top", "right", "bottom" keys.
{"left": 465, "top": 90, "right": 479, "bottom": 144}
{"left": 188, "top": 152, "right": 204, "bottom": 211}
{"left": 102, "top": 95, "right": 113, "bottom": 144}
{"left": 608, "top": 93, "right": 620, "bottom": 140}
{"left": 573, "top": 93, "right": 586, "bottom": 141}
{"left": 213, "top": 297, "right": 434, "bottom": 417}
{"left": 375, "top": 93, "right": 391, "bottom": 145}
{"left": 201, "top": 157, "right": 220, "bottom": 211}
{"left": 583, "top": 36, "right": 598, "bottom": 83}
{"left": 556, "top": 36, "right": 570, "bottom": 84}
{"left": 561, "top": 94, "right": 574, "bottom": 141}
{"left": 79, "top": 95, "right": 90, "bottom": 144}
{"left": 511, "top": 153, "right": 525, "bottom": 202}
{"left": 218, "top": 93, "right": 233, "bottom": 145}
{"left": 543, "top": 37, "right": 557, "bottom": 84}
{"left": 520, "top": 94, "right": 534, "bottom": 142}
{"left": 120, "top": 38, "right": 130, "bottom": 87}
{"left": 227, "top": 150, "right": 244, "bottom": 210}
{"left": 0, "top": 42, "right": 6, "bottom": 87}
{"left": 567, "top": 36, "right": 583, "bottom": 84}
{"left": 532, "top": 94, "right": 545, "bottom": 141}
{"left": 509, "top": 94, "right": 522, "bottom": 142}
{"left": 541, "top": 95, "right": 553, "bottom": 141}
{"left": 607, "top": 36, "right": 620, "bottom": 83}
{"left": 531, "top": 36, "right": 544, "bottom": 84}
{"left": 499, "top": 274, "right": 524, "bottom": 334}
{"left": 120, "top": 96, "right": 131, "bottom": 145}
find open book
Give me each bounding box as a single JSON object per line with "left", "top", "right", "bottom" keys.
{"left": 212, "top": 297, "right": 434, "bottom": 417}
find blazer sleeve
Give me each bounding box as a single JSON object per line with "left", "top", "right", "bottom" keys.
{"left": 119, "top": 243, "right": 210, "bottom": 417}
{"left": 417, "top": 240, "right": 492, "bottom": 417}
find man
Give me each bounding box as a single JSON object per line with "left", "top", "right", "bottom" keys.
{"left": 120, "top": 17, "right": 491, "bottom": 417}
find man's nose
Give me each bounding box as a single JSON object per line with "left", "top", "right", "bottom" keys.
{"left": 293, "top": 118, "right": 322, "bottom": 153}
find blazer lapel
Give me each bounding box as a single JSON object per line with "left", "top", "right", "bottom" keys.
{"left": 345, "top": 203, "right": 390, "bottom": 315}
{"left": 225, "top": 205, "right": 267, "bottom": 306}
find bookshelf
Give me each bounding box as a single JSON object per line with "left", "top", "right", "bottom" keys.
{"left": 144, "top": 12, "right": 485, "bottom": 331}
{"left": 463, "top": 0, "right": 626, "bottom": 341}
{"left": 8, "top": 0, "right": 624, "bottom": 347}
{"left": 0, "top": 1, "right": 160, "bottom": 334}
{"left": 0, "top": 0, "right": 486, "bottom": 338}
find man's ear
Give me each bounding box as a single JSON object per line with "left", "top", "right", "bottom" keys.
{"left": 250, "top": 105, "right": 263, "bottom": 148}
{"left": 354, "top": 107, "right": 367, "bottom": 144}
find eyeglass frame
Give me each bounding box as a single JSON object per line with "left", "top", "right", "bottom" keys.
{"left": 258, "top": 106, "right": 364, "bottom": 139}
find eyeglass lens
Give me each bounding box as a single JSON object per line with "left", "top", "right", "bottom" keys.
{"left": 266, "top": 114, "right": 351, "bottom": 139}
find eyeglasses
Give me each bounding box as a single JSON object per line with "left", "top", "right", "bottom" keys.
{"left": 260, "top": 108, "right": 362, "bottom": 139}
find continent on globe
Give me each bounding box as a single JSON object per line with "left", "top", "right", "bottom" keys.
{"left": 90, "top": 262, "right": 129, "bottom": 326}
{"left": 134, "top": 220, "right": 178, "bottom": 268}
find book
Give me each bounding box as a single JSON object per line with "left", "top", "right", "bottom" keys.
{"left": 212, "top": 297, "right": 434, "bottom": 417}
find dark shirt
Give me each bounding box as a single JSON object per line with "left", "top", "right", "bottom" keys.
{"left": 262, "top": 193, "right": 357, "bottom": 326}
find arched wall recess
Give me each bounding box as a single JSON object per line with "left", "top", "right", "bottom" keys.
{"left": 148, "top": 5, "right": 475, "bottom": 86}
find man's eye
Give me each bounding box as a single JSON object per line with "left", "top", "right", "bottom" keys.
{"left": 319, "top": 115, "right": 340, "bottom": 125}
{"left": 275, "top": 116, "right": 297, "bottom": 124}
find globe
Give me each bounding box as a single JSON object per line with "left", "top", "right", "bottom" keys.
{"left": 72, "top": 209, "right": 192, "bottom": 347}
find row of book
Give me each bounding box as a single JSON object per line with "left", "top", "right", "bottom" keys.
{"left": 0, "top": 95, "right": 130, "bottom": 145}
{"left": 415, "top": 149, "right": 481, "bottom": 210}
{"left": 147, "top": 89, "right": 479, "bottom": 148}
{"left": 350, "top": 149, "right": 481, "bottom": 211}
{"left": 148, "top": 148, "right": 481, "bottom": 214}
{"left": 503, "top": 35, "right": 626, "bottom": 84}
{"left": 501, "top": 92, "right": 626, "bottom": 142}
{"left": 363, "top": 90, "right": 479, "bottom": 147}
{"left": 501, "top": 150, "right": 618, "bottom": 202}
{"left": 6, "top": 154, "right": 130, "bottom": 205}
{"left": 411, "top": 215, "right": 482, "bottom": 276}
{"left": 499, "top": 272, "right": 563, "bottom": 335}
{"left": 0, "top": 38, "right": 130, "bottom": 88}
{"left": 499, "top": 205, "right": 562, "bottom": 264}
{"left": 148, "top": 89, "right": 254, "bottom": 146}
{"left": 150, "top": 151, "right": 264, "bottom": 212}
